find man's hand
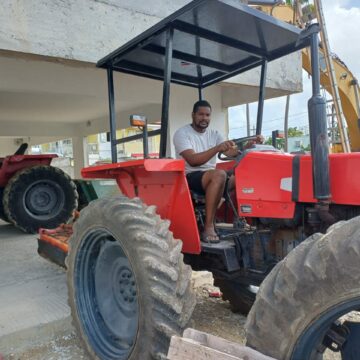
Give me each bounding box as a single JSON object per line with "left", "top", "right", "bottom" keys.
{"left": 255, "top": 135, "right": 264, "bottom": 144}
{"left": 244, "top": 134, "right": 265, "bottom": 149}
{"left": 216, "top": 140, "right": 236, "bottom": 153}
{"left": 218, "top": 140, "right": 239, "bottom": 157}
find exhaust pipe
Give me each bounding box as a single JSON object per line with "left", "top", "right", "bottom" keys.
{"left": 307, "top": 25, "right": 331, "bottom": 201}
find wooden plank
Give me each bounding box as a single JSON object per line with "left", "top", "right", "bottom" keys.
{"left": 167, "top": 336, "right": 242, "bottom": 360}
{"left": 167, "top": 328, "right": 276, "bottom": 360}
{"left": 183, "top": 328, "right": 275, "bottom": 360}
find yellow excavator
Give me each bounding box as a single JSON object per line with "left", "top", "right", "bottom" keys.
{"left": 252, "top": 1, "right": 360, "bottom": 152}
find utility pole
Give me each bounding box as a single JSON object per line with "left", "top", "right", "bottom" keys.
{"left": 246, "top": 103, "right": 251, "bottom": 136}
{"left": 314, "top": 0, "right": 351, "bottom": 153}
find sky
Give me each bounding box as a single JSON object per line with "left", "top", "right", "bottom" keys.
{"left": 228, "top": 0, "right": 360, "bottom": 139}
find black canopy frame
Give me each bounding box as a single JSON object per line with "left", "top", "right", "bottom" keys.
{"left": 97, "top": 0, "right": 315, "bottom": 161}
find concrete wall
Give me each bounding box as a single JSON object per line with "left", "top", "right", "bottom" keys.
{"left": 0, "top": 0, "right": 301, "bottom": 96}
{"left": 0, "top": 0, "right": 193, "bottom": 63}
{"left": 1, "top": 1, "right": 250, "bottom": 63}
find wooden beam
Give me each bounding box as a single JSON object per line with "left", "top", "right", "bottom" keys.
{"left": 168, "top": 328, "right": 276, "bottom": 360}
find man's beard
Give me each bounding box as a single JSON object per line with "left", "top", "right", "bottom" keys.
{"left": 197, "top": 121, "right": 208, "bottom": 129}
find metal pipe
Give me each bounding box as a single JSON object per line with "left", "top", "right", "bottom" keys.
{"left": 107, "top": 67, "right": 117, "bottom": 163}
{"left": 248, "top": 0, "right": 281, "bottom": 4}
{"left": 194, "top": 10, "right": 203, "bottom": 100}
{"left": 271, "top": 130, "right": 277, "bottom": 148}
{"left": 198, "top": 87, "right": 203, "bottom": 101}
{"left": 143, "top": 121, "right": 149, "bottom": 159}
{"left": 159, "top": 27, "right": 174, "bottom": 158}
{"left": 256, "top": 59, "right": 267, "bottom": 135}
{"left": 284, "top": 95, "right": 290, "bottom": 152}
{"left": 308, "top": 29, "right": 331, "bottom": 200}
{"left": 310, "top": 33, "right": 321, "bottom": 96}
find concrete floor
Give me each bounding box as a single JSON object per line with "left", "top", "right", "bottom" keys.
{"left": 0, "top": 221, "right": 254, "bottom": 360}
{"left": 0, "top": 220, "right": 84, "bottom": 358}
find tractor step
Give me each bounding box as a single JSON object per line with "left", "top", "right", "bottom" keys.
{"left": 201, "top": 240, "right": 240, "bottom": 272}
{"left": 201, "top": 228, "right": 272, "bottom": 273}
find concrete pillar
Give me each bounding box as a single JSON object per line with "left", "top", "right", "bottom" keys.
{"left": 224, "top": 110, "right": 230, "bottom": 139}
{"left": 72, "top": 136, "right": 88, "bottom": 179}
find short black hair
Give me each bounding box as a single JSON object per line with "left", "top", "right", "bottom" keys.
{"left": 192, "top": 100, "right": 212, "bottom": 113}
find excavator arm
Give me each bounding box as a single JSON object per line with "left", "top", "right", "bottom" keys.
{"left": 302, "top": 47, "right": 360, "bottom": 151}
{"left": 253, "top": 3, "right": 360, "bottom": 151}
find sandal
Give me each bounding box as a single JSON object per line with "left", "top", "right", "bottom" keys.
{"left": 201, "top": 232, "right": 220, "bottom": 244}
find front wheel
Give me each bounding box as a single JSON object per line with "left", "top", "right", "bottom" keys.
{"left": 246, "top": 218, "right": 360, "bottom": 360}
{"left": 66, "top": 196, "right": 195, "bottom": 360}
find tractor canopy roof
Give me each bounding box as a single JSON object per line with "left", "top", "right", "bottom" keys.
{"left": 97, "top": 0, "right": 312, "bottom": 88}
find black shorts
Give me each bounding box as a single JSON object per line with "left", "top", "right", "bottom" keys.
{"left": 186, "top": 170, "right": 232, "bottom": 195}
{"left": 186, "top": 171, "right": 206, "bottom": 195}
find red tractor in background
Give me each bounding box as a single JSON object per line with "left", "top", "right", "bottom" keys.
{"left": 0, "top": 143, "right": 77, "bottom": 233}
{"left": 48, "top": 1, "right": 360, "bottom": 359}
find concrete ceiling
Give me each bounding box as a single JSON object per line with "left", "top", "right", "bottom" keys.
{"left": 0, "top": 51, "right": 168, "bottom": 140}
{"left": 0, "top": 50, "right": 300, "bottom": 141}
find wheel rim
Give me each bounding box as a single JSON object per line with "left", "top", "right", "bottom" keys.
{"left": 74, "top": 228, "right": 139, "bottom": 360}
{"left": 292, "top": 298, "right": 360, "bottom": 360}
{"left": 23, "top": 180, "right": 65, "bottom": 219}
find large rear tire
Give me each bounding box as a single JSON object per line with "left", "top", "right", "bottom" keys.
{"left": 3, "top": 165, "right": 77, "bottom": 233}
{"left": 66, "top": 196, "right": 196, "bottom": 360}
{"left": 246, "top": 218, "right": 360, "bottom": 359}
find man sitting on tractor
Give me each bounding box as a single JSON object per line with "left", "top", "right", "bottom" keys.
{"left": 173, "top": 100, "right": 239, "bottom": 243}
{"left": 174, "top": 100, "right": 264, "bottom": 243}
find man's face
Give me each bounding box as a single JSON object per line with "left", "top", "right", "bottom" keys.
{"left": 192, "top": 106, "right": 211, "bottom": 131}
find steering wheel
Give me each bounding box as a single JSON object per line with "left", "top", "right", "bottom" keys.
{"left": 218, "top": 135, "right": 258, "bottom": 161}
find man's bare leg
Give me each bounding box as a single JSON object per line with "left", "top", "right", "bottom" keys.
{"left": 201, "top": 169, "right": 227, "bottom": 241}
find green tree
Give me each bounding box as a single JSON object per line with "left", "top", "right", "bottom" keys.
{"left": 265, "top": 127, "right": 305, "bottom": 150}
{"left": 288, "top": 127, "right": 304, "bottom": 137}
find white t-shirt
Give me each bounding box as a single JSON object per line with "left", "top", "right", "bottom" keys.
{"left": 173, "top": 124, "right": 224, "bottom": 174}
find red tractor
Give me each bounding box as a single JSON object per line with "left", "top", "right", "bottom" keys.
{"left": 63, "top": 1, "right": 360, "bottom": 359}
{"left": 0, "top": 143, "right": 78, "bottom": 233}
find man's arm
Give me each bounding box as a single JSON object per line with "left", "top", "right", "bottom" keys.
{"left": 180, "top": 140, "right": 235, "bottom": 166}
{"left": 223, "top": 135, "right": 265, "bottom": 157}
{"left": 219, "top": 135, "right": 265, "bottom": 158}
